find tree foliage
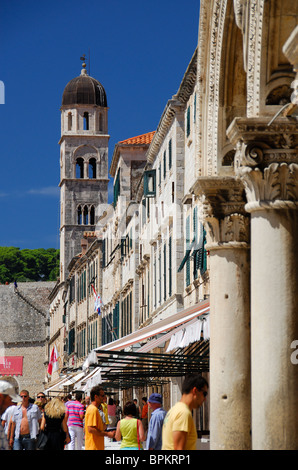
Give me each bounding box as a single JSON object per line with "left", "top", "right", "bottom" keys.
{"left": 0, "top": 247, "right": 60, "bottom": 283}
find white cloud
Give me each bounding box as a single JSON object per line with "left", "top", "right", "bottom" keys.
{"left": 27, "top": 186, "right": 59, "bottom": 197}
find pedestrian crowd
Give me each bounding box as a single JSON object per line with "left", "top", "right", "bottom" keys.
{"left": 0, "top": 373, "right": 208, "bottom": 451}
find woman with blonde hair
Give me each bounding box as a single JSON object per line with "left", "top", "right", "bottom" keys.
{"left": 40, "top": 397, "right": 70, "bottom": 450}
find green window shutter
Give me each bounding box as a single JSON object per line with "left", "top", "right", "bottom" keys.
{"left": 193, "top": 207, "right": 198, "bottom": 280}
{"left": 102, "top": 238, "right": 106, "bottom": 268}
{"left": 153, "top": 250, "right": 157, "bottom": 308}
{"left": 84, "top": 271, "right": 86, "bottom": 299}
{"left": 187, "top": 106, "right": 191, "bottom": 137}
{"left": 186, "top": 216, "right": 190, "bottom": 286}
{"left": 202, "top": 228, "right": 207, "bottom": 274}
{"left": 113, "top": 302, "right": 119, "bottom": 340}
{"left": 163, "top": 151, "right": 166, "bottom": 179}
{"left": 163, "top": 244, "right": 167, "bottom": 301}
{"left": 147, "top": 273, "right": 150, "bottom": 318}
{"left": 194, "top": 93, "right": 197, "bottom": 123}
{"left": 113, "top": 169, "right": 120, "bottom": 207}
{"left": 68, "top": 328, "right": 75, "bottom": 355}
{"left": 129, "top": 291, "right": 132, "bottom": 334}
{"left": 169, "top": 236, "right": 172, "bottom": 297}
{"left": 144, "top": 169, "right": 156, "bottom": 197}
{"left": 168, "top": 139, "right": 172, "bottom": 169}
{"left": 159, "top": 250, "right": 161, "bottom": 304}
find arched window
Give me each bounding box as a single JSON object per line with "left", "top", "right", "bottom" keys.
{"left": 83, "top": 206, "right": 89, "bottom": 225}
{"left": 98, "top": 113, "right": 103, "bottom": 131}
{"left": 76, "top": 158, "right": 84, "bottom": 178}
{"left": 83, "top": 112, "right": 89, "bottom": 130}
{"left": 89, "top": 158, "right": 96, "bottom": 178}
{"left": 77, "top": 206, "right": 82, "bottom": 225}
{"left": 90, "top": 206, "right": 95, "bottom": 225}
{"left": 68, "top": 112, "right": 72, "bottom": 131}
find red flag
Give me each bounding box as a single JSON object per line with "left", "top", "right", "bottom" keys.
{"left": 47, "top": 345, "right": 59, "bottom": 375}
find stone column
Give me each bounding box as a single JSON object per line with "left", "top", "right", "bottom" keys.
{"left": 228, "top": 118, "right": 298, "bottom": 450}
{"left": 192, "top": 177, "right": 251, "bottom": 450}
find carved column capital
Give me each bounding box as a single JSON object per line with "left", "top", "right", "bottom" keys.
{"left": 191, "top": 176, "right": 250, "bottom": 248}
{"left": 227, "top": 117, "right": 298, "bottom": 212}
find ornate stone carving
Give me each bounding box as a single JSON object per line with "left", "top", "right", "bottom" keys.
{"left": 204, "top": 211, "right": 250, "bottom": 247}
{"left": 192, "top": 176, "right": 250, "bottom": 248}
{"left": 233, "top": 0, "right": 249, "bottom": 72}
{"left": 238, "top": 162, "right": 298, "bottom": 212}
{"left": 228, "top": 117, "right": 298, "bottom": 212}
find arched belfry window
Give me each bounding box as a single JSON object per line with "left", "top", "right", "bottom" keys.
{"left": 68, "top": 112, "right": 72, "bottom": 131}
{"left": 83, "top": 206, "right": 89, "bottom": 225}
{"left": 98, "top": 113, "right": 103, "bottom": 132}
{"left": 90, "top": 206, "right": 95, "bottom": 225}
{"left": 76, "top": 158, "right": 84, "bottom": 178}
{"left": 83, "top": 112, "right": 89, "bottom": 130}
{"left": 77, "top": 206, "right": 82, "bottom": 225}
{"left": 89, "top": 158, "right": 96, "bottom": 178}
{"left": 77, "top": 205, "right": 95, "bottom": 225}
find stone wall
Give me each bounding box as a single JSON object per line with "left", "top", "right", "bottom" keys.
{"left": 0, "top": 281, "right": 56, "bottom": 397}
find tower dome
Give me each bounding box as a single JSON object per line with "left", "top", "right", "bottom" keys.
{"left": 62, "top": 64, "right": 107, "bottom": 107}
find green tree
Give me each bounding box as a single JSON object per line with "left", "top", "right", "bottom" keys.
{"left": 0, "top": 247, "right": 60, "bottom": 284}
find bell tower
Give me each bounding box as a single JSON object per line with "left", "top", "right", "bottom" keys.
{"left": 59, "top": 58, "right": 109, "bottom": 281}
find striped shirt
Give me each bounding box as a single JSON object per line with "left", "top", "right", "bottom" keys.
{"left": 65, "top": 400, "right": 85, "bottom": 427}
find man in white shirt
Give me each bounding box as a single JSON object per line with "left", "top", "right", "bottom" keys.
{"left": 0, "top": 381, "right": 21, "bottom": 450}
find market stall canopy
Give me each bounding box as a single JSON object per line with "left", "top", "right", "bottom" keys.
{"left": 91, "top": 300, "right": 210, "bottom": 389}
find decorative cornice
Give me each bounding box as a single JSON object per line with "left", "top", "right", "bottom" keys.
{"left": 191, "top": 176, "right": 250, "bottom": 247}
{"left": 227, "top": 117, "right": 298, "bottom": 212}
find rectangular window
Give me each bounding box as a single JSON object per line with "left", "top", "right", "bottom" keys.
{"left": 163, "top": 243, "right": 167, "bottom": 301}
{"left": 154, "top": 247, "right": 157, "bottom": 308}
{"left": 144, "top": 169, "right": 156, "bottom": 197}
{"left": 159, "top": 249, "right": 162, "bottom": 304}
{"left": 169, "top": 236, "right": 172, "bottom": 297}
{"left": 168, "top": 139, "right": 172, "bottom": 169}
{"left": 187, "top": 106, "right": 191, "bottom": 137}
{"left": 68, "top": 328, "right": 75, "bottom": 355}
{"left": 186, "top": 216, "right": 190, "bottom": 286}
{"left": 163, "top": 151, "right": 166, "bottom": 179}
{"left": 194, "top": 93, "right": 196, "bottom": 123}
{"left": 193, "top": 207, "right": 198, "bottom": 280}
{"left": 113, "top": 302, "right": 119, "bottom": 340}
{"left": 102, "top": 239, "right": 106, "bottom": 268}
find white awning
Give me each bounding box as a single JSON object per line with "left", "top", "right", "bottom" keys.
{"left": 43, "top": 375, "right": 70, "bottom": 393}
{"left": 59, "top": 371, "right": 85, "bottom": 388}
{"left": 95, "top": 299, "right": 209, "bottom": 353}
{"left": 80, "top": 367, "right": 102, "bottom": 392}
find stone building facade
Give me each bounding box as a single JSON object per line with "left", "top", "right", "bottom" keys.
{"left": 47, "top": 0, "right": 298, "bottom": 450}
{"left": 193, "top": 0, "right": 298, "bottom": 450}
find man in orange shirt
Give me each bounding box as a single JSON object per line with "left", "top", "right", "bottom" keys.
{"left": 84, "top": 386, "right": 115, "bottom": 450}
{"left": 141, "top": 396, "right": 148, "bottom": 436}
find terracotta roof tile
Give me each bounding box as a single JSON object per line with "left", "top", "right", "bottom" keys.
{"left": 119, "top": 131, "right": 155, "bottom": 146}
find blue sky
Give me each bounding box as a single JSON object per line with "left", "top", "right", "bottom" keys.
{"left": 0, "top": 0, "right": 200, "bottom": 250}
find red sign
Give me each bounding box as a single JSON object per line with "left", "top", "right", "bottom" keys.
{"left": 0, "top": 356, "right": 23, "bottom": 376}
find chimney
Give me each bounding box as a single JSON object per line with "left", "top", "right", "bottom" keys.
{"left": 81, "top": 238, "right": 88, "bottom": 255}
